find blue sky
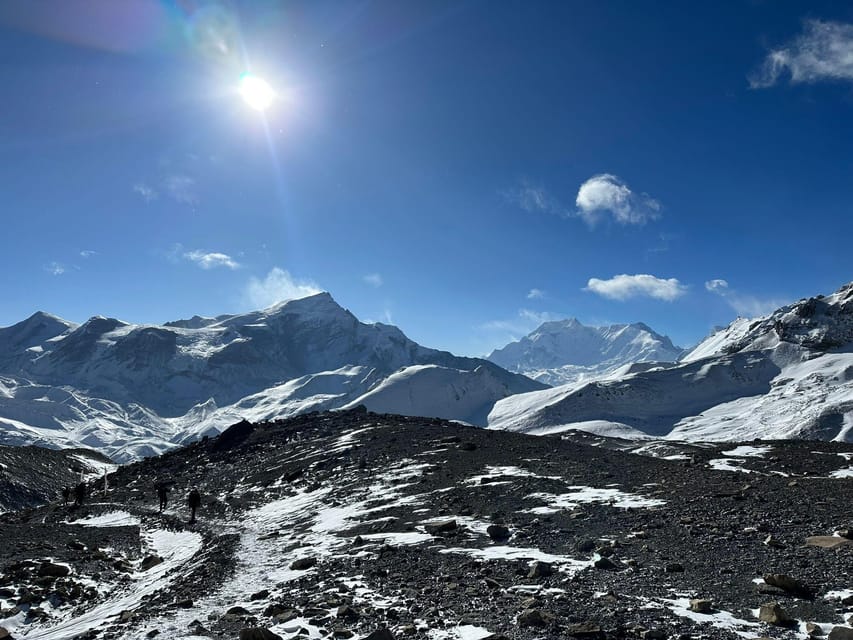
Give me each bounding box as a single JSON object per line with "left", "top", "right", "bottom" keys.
{"left": 2, "top": 1, "right": 853, "bottom": 356}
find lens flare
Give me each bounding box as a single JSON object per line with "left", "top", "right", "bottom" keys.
{"left": 240, "top": 73, "right": 274, "bottom": 111}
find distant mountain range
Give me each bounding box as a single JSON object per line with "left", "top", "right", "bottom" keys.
{"left": 0, "top": 293, "right": 544, "bottom": 461}
{"left": 487, "top": 318, "right": 684, "bottom": 386}
{"left": 488, "top": 281, "right": 853, "bottom": 443}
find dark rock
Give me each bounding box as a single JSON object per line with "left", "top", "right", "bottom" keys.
{"left": 38, "top": 562, "right": 70, "bottom": 577}
{"left": 527, "top": 561, "right": 553, "bottom": 578}
{"left": 664, "top": 563, "right": 685, "bottom": 573}
{"left": 486, "top": 524, "right": 510, "bottom": 541}
{"left": 250, "top": 589, "right": 269, "bottom": 601}
{"left": 576, "top": 539, "right": 596, "bottom": 553}
{"left": 594, "top": 556, "right": 617, "bottom": 570}
{"left": 424, "top": 520, "right": 457, "bottom": 535}
{"left": 337, "top": 604, "right": 360, "bottom": 620}
{"left": 689, "top": 599, "right": 713, "bottom": 614}
{"left": 829, "top": 628, "right": 853, "bottom": 640}
{"left": 239, "top": 629, "right": 283, "bottom": 640}
{"left": 139, "top": 555, "right": 163, "bottom": 571}
{"left": 458, "top": 442, "right": 477, "bottom": 451}
{"left": 227, "top": 606, "right": 253, "bottom": 616}
{"left": 290, "top": 557, "right": 317, "bottom": 570}
{"left": 517, "top": 608, "right": 552, "bottom": 627}
{"left": 764, "top": 574, "right": 810, "bottom": 596}
{"left": 363, "top": 630, "right": 395, "bottom": 640}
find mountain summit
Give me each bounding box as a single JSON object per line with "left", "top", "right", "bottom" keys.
{"left": 0, "top": 294, "right": 544, "bottom": 460}
{"left": 488, "top": 318, "right": 683, "bottom": 386}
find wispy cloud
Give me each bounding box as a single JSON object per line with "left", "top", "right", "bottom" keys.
{"left": 44, "top": 262, "right": 65, "bottom": 276}
{"left": 502, "top": 180, "right": 565, "bottom": 216}
{"left": 165, "top": 175, "right": 198, "bottom": 205}
{"left": 244, "top": 267, "right": 322, "bottom": 309}
{"left": 363, "top": 273, "right": 383, "bottom": 288}
{"left": 576, "top": 174, "right": 661, "bottom": 226}
{"left": 705, "top": 279, "right": 787, "bottom": 317}
{"left": 481, "top": 308, "right": 560, "bottom": 335}
{"left": 133, "top": 183, "right": 158, "bottom": 202}
{"left": 750, "top": 20, "right": 853, "bottom": 88}
{"left": 586, "top": 274, "right": 687, "bottom": 301}
{"left": 79, "top": 250, "right": 97, "bottom": 258}
{"left": 184, "top": 250, "right": 241, "bottom": 270}
{"left": 527, "top": 288, "right": 545, "bottom": 300}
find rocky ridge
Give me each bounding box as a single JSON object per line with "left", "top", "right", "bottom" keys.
{"left": 0, "top": 409, "right": 851, "bottom": 640}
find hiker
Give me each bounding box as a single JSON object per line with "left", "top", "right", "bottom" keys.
{"left": 61, "top": 486, "right": 71, "bottom": 505}
{"left": 156, "top": 482, "right": 169, "bottom": 512}
{"left": 74, "top": 482, "right": 86, "bottom": 507}
{"left": 188, "top": 488, "right": 201, "bottom": 523}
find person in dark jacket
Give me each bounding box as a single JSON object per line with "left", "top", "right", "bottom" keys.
{"left": 188, "top": 488, "right": 201, "bottom": 523}
{"left": 156, "top": 482, "right": 169, "bottom": 512}
{"left": 74, "top": 482, "right": 86, "bottom": 507}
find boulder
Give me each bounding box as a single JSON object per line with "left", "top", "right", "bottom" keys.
{"left": 249, "top": 589, "right": 269, "bottom": 601}
{"left": 806, "top": 623, "right": 824, "bottom": 636}
{"left": 0, "top": 627, "right": 10, "bottom": 640}
{"left": 527, "top": 561, "right": 553, "bottom": 578}
{"left": 239, "top": 629, "right": 283, "bottom": 640}
{"left": 828, "top": 628, "right": 853, "bottom": 640}
{"left": 594, "top": 557, "right": 617, "bottom": 570}
{"left": 139, "top": 555, "right": 163, "bottom": 571}
{"left": 424, "top": 520, "right": 457, "bottom": 535}
{"left": 38, "top": 562, "right": 70, "bottom": 577}
{"left": 290, "top": 557, "right": 317, "bottom": 570}
{"left": 517, "top": 608, "right": 553, "bottom": 627}
{"left": 764, "top": 574, "right": 810, "bottom": 596}
{"left": 227, "top": 606, "right": 253, "bottom": 616}
{"left": 566, "top": 622, "right": 604, "bottom": 639}
{"left": 689, "top": 599, "right": 713, "bottom": 614}
{"left": 664, "top": 563, "right": 684, "bottom": 573}
{"left": 486, "top": 524, "right": 510, "bottom": 541}
{"left": 363, "top": 630, "right": 395, "bottom": 640}
{"left": 758, "top": 602, "right": 792, "bottom": 626}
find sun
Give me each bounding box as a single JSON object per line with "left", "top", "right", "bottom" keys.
{"left": 239, "top": 73, "right": 274, "bottom": 111}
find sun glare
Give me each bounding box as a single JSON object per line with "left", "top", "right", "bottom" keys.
{"left": 240, "top": 73, "right": 274, "bottom": 111}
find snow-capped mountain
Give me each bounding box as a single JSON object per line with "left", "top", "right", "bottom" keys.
{"left": 0, "top": 293, "right": 545, "bottom": 460}
{"left": 487, "top": 318, "right": 683, "bottom": 386}
{"left": 488, "top": 281, "right": 853, "bottom": 442}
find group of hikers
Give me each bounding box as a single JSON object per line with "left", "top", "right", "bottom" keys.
{"left": 61, "top": 480, "right": 203, "bottom": 524}
{"left": 155, "top": 482, "right": 202, "bottom": 523}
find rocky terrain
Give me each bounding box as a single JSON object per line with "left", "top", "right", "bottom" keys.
{"left": 0, "top": 409, "right": 851, "bottom": 640}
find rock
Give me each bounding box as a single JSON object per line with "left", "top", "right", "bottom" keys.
{"left": 273, "top": 609, "right": 300, "bottom": 623}
{"left": 566, "top": 622, "right": 604, "bottom": 639}
{"left": 484, "top": 577, "right": 503, "bottom": 589}
{"left": 458, "top": 442, "right": 477, "bottom": 451}
{"left": 139, "top": 555, "right": 163, "bottom": 571}
{"left": 828, "top": 628, "right": 853, "bottom": 640}
{"left": 249, "top": 589, "right": 269, "bottom": 601}
{"left": 424, "top": 520, "right": 457, "bottom": 535}
{"left": 145, "top": 631, "right": 159, "bottom": 638}
{"left": 764, "top": 574, "right": 810, "bottom": 595}
{"left": 805, "top": 536, "right": 853, "bottom": 549}
{"left": 174, "top": 599, "right": 194, "bottom": 608}
{"left": 806, "top": 623, "right": 824, "bottom": 636}
{"left": 239, "top": 629, "right": 283, "bottom": 640}
{"left": 227, "top": 606, "right": 253, "bottom": 616}
{"left": 577, "top": 539, "right": 596, "bottom": 552}
{"left": 664, "top": 563, "right": 684, "bottom": 573}
{"left": 486, "top": 524, "right": 510, "bottom": 541}
{"left": 119, "top": 609, "right": 135, "bottom": 622}
{"left": 290, "top": 557, "right": 317, "bottom": 570}
{"left": 594, "top": 556, "right": 617, "bottom": 570}
{"left": 363, "top": 630, "right": 395, "bottom": 640}
{"left": 835, "top": 528, "right": 853, "bottom": 539}
{"left": 337, "top": 605, "right": 360, "bottom": 620}
{"left": 527, "top": 561, "right": 553, "bottom": 578}
{"left": 0, "top": 627, "right": 10, "bottom": 640}
{"left": 517, "top": 608, "right": 552, "bottom": 627}
{"left": 689, "top": 599, "right": 713, "bottom": 614}
{"left": 333, "top": 630, "right": 355, "bottom": 639}
{"left": 842, "top": 594, "right": 853, "bottom": 606}
{"left": 38, "top": 562, "right": 70, "bottom": 577}
{"left": 758, "top": 602, "right": 792, "bottom": 625}
{"left": 763, "top": 535, "right": 785, "bottom": 548}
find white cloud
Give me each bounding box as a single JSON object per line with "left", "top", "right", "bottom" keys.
{"left": 165, "top": 175, "right": 198, "bottom": 205}
{"left": 750, "top": 20, "right": 853, "bottom": 88}
{"left": 244, "top": 267, "right": 322, "bottom": 309}
{"left": 527, "top": 288, "right": 545, "bottom": 300}
{"left": 44, "top": 262, "right": 65, "bottom": 276}
{"left": 705, "top": 279, "right": 787, "bottom": 317}
{"left": 133, "top": 183, "right": 158, "bottom": 202}
{"left": 503, "top": 181, "right": 565, "bottom": 216}
{"left": 576, "top": 174, "right": 661, "bottom": 226}
{"left": 79, "top": 250, "right": 97, "bottom": 258}
{"left": 183, "top": 250, "right": 241, "bottom": 270}
{"left": 586, "top": 274, "right": 687, "bottom": 301}
{"left": 363, "top": 273, "right": 383, "bottom": 288}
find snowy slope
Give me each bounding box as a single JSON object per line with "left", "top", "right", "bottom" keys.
{"left": 489, "top": 282, "right": 853, "bottom": 442}
{"left": 0, "top": 294, "right": 545, "bottom": 460}
{"left": 488, "top": 318, "right": 683, "bottom": 386}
